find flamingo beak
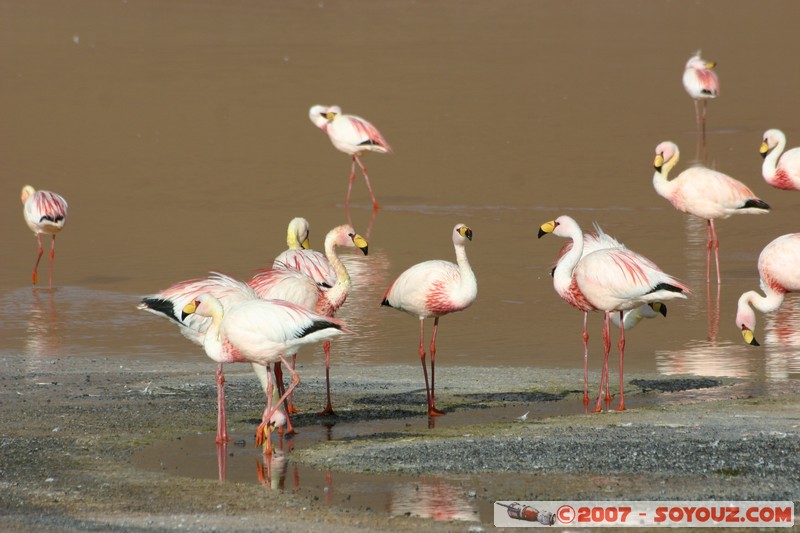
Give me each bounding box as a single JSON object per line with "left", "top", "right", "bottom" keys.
{"left": 538, "top": 220, "right": 556, "bottom": 238}
{"left": 301, "top": 237, "right": 311, "bottom": 249}
{"left": 706, "top": 61, "right": 716, "bottom": 69}
{"left": 181, "top": 301, "right": 198, "bottom": 321}
{"left": 650, "top": 302, "right": 667, "bottom": 317}
{"left": 324, "top": 111, "right": 337, "bottom": 120}
{"left": 654, "top": 154, "right": 665, "bottom": 171}
{"left": 353, "top": 234, "right": 369, "bottom": 255}
{"left": 458, "top": 226, "right": 473, "bottom": 241}
{"left": 760, "top": 141, "right": 769, "bottom": 159}
{"left": 741, "top": 326, "right": 760, "bottom": 346}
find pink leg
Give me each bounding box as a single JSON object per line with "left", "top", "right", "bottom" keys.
{"left": 48, "top": 235, "right": 56, "bottom": 288}
{"left": 705, "top": 220, "right": 714, "bottom": 284}
{"left": 345, "top": 159, "right": 357, "bottom": 209}
{"left": 593, "top": 313, "right": 612, "bottom": 413}
{"left": 582, "top": 312, "right": 590, "bottom": 404}
{"left": 614, "top": 311, "right": 626, "bottom": 411}
{"left": 429, "top": 317, "right": 445, "bottom": 416}
{"left": 272, "top": 362, "right": 295, "bottom": 436}
{"left": 258, "top": 356, "right": 301, "bottom": 452}
{"left": 417, "top": 319, "right": 434, "bottom": 415}
{"left": 215, "top": 363, "right": 228, "bottom": 444}
{"left": 256, "top": 364, "right": 275, "bottom": 453}
{"left": 710, "top": 220, "right": 721, "bottom": 285}
{"left": 701, "top": 100, "right": 709, "bottom": 162}
{"left": 317, "top": 341, "right": 336, "bottom": 416}
{"left": 355, "top": 155, "right": 380, "bottom": 210}
{"left": 32, "top": 234, "right": 44, "bottom": 285}
{"left": 216, "top": 440, "right": 227, "bottom": 482}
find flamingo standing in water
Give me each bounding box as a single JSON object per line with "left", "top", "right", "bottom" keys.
{"left": 252, "top": 224, "right": 369, "bottom": 416}
{"left": 21, "top": 185, "right": 68, "bottom": 288}
{"left": 309, "top": 105, "right": 392, "bottom": 210}
{"left": 736, "top": 233, "right": 800, "bottom": 346}
{"left": 139, "top": 273, "right": 282, "bottom": 444}
{"left": 544, "top": 221, "right": 667, "bottom": 404}
{"left": 539, "top": 216, "right": 689, "bottom": 411}
{"left": 653, "top": 141, "right": 770, "bottom": 284}
{"left": 381, "top": 224, "right": 477, "bottom": 416}
{"left": 273, "top": 217, "right": 336, "bottom": 288}
{"left": 760, "top": 129, "right": 800, "bottom": 191}
{"left": 682, "top": 50, "right": 719, "bottom": 158}
{"left": 181, "top": 294, "right": 345, "bottom": 454}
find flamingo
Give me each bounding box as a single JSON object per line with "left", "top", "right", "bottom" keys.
{"left": 180, "top": 294, "right": 346, "bottom": 453}
{"left": 273, "top": 217, "right": 336, "bottom": 288}
{"left": 381, "top": 224, "right": 478, "bottom": 416}
{"left": 682, "top": 50, "right": 719, "bottom": 155}
{"left": 539, "top": 216, "right": 689, "bottom": 411}
{"left": 252, "top": 224, "right": 369, "bottom": 416}
{"left": 653, "top": 141, "right": 770, "bottom": 284}
{"left": 546, "top": 222, "right": 667, "bottom": 404}
{"left": 21, "top": 185, "right": 68, "bottom": 288}
{"left": 309, "top": 104, "right": 392, "bottom": 210}
{"left": 760, "top": 129, "right": 800, "bottom": 191}
{"left": 736, "top": 233, "right": 800, "bottom": 346}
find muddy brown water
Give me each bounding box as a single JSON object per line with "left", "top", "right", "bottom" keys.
{"left": 2, "top": 0, "right": 800, "bottom": 526}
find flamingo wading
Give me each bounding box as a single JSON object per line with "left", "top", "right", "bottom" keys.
{"left": 760, "top": 129, "right": 800, "bottom": 191}
{"left": 736, "top": 233, "right": 800, "bottom": 346}
{"left": 682, "top": 50, "right": 719, "bottom": 155}
{"left": 309, "top": 105, "right": 392, "bottom": 210}
{"left": 21, "top": 185, "right": 68, "bottom": 287}
{"left": 381, "top": 224, "right": 477, "bottom": 416}
{"left": 653, "top": 141, "right": 770, "bottom": 284}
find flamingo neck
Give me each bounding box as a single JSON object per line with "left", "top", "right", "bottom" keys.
{"left": 553, "top": 230, "right": 584, "bottom": 295}
{"left": 652, "top": 162, "right": 678, "bottom": 201}
{"left": 202, "top": 310, "right": 227, "bottom": 363}
{"left": 745, "top": 288, "right": 785, "bottom": 315}
{"left": 322, "top": 239, "right": 351, "bottom": 313}
{"left": 762, "top": 139, "right": 785, "bottom": 183}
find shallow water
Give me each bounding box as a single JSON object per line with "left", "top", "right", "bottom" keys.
{"left": 3, "top": 0, "right": 800, "bottom": 524}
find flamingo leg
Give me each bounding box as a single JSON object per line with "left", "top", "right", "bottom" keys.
{"left": 428, "top": 317, "right": 445, "bottom": 416}
{"left": 593, "top": 313, "right": 612, "bottom": 413}
{"left": 317, "top": 341, "right": 336, "bottom": 416}
{"left": 256, "top": 364, "right": 275, "bottom": 454}
{"left": 32, "top": 233, "right": 44, "bottom": 285}
{"left": 354, "top": 155, "right": 380, "bottom": 210}
{"left": 48, "top": 235, "right": 56, "bottom": 288}
{"left": 216, "top": 439, "right": 227, "bottom": 482}
{"left": 345, "top": 158, "right": 357, "bottom": 210}
{"left": 614, "top": 311, "right": 626, "bottom": 411}
{"left": 272, "top": 362, "right": 295, "bottom": 436}
{"left": 582, "top": 311, "right": 590, "bottom": 404}
{"left": 705, "top": 219, "right": 713, "bottom": 284}
{"left": 417, "top": 319, "right": 433, "bottom": 415}
{"left": 275, "top": 357, "right": 299, "bottom": 414}
{"left": 710, "top": 220, "right": 721, "bottom": 285}
{"left": 215, "top": 363, "right": 229, "bottom": 444}
{"left": 258, "top": 356, "right": 301, "bottom": 453}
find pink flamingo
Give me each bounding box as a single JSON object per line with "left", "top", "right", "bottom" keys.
{"left": 381, "top": 224, "right": 477, "bottom": 416}
{"left": 309, "top": 105, "right": 392, "bottom": 210}
{"left": 653, "top": 141, "right": 770, "bottom": 284}
{"left": 544, "top": 222, "right": 667, "bottom": 404}
{"left": 273, "top": 217, "right": 336, "bottom": 288}
{"left": 760, "top": 129, "right": 800, "bottom": 191}
{"left": 682, "top": 50, "right": 719, "bottom": 156}
{"left": 736, "top": 233, "right": 800, "bottom": 346}
{"left": 251, "top": 224, "right": 369, "bottom": 416}
{"left": 180, "top": 294, "right": 345, "bottom": 454}
{"left": 539, "top": 216, "right": 689, "bottom": 411}
{"left": 21, "top": 185, "right": 68, "bottom": 287}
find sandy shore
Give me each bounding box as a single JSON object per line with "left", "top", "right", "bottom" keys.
{"left": 1, "top": 353, "right": 798, "bottom": 531}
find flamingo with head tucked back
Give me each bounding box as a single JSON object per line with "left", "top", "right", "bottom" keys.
{"left": 539, "top": 216, "right": 689, "bottom": 411}
{"left": 252, "top": 224, "right": 368, "bottom": 416}
{"left": 381, "top": 224, "right": 477, "bottom": 417}
{"left": 760, "top": 129, "right": 800, "bottom": 191}
{"left": 21, "top": 185, "right": 68, "bottom": 288}
{"left": 273, "top": 217, "right": 337, "bottom": 289}
{"left": 736, "top": 233, "right": 800, "bottom": 346}
{"left": 309, "top": 105, "right": 392, "bottom": 210}
{"left": 181, "top": 294, "right": 346, "bottom": 454}
{"left": 682, "top": 50, "right": 719, "bottom": 155}
{"left": 546, "top": 221, "right": 667, "bottom": 404}
{"left": 653, "top": 141, "right": 770, "bottom": 284}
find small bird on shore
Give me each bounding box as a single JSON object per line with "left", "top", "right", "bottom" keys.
{"left": 21, "top": 185, "right": 68, "bottom": 288}
{"left": 381, "top": 224, "right": 477, "bottom": 417}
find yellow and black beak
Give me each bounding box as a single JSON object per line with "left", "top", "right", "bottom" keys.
{"left": 353, "top": 234, "right": 369, "bottom": 255}
{"left": 324, "top": 111, "right": 337, "bottom": 120}
{"left": 181, "top": 301, "right": 198, "bottom": 321}
{"left": 741, "top": 326, "right": 760, "bottom": 346}
{"left": 458, "top": 226, "right": 473, "bottom": 241}
{"left": 301, "top": 237, "right": 311, "bottom": 249}
{"left": 650, "top": 302, "right": 667, "bottom": 317}
{"left": 654, "top": 153, "right": 665, "bottom": 171}
{"left": 760, "top": 141, "right": 770, "bottom": 159}
{"left": 706, "top": 61, "right": 716, "bottom": 69}
{"left": 538, "top": 220, "right": 556, "bottom": 239}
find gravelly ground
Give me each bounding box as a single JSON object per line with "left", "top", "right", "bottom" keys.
{"left": 0, "top": 353, "right": 798, "bottom": 531}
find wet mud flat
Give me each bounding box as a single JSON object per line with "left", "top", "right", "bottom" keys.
{"left": 0, "top": 353, "right": 798, "bottom": 532}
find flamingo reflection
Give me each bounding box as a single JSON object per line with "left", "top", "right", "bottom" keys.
{"left": 387, "top": 477, "right": 479, "bottom": 522}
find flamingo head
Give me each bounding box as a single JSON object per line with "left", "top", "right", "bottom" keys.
{"left": 328, "top": 224, "right": 369, "bottom": 255}
{"left": 309, "top": 104, "right": 341, "bottom": 128}
{"left": 736, "top": 294, "right": 760, "bottom": 346}
{"left": 686, "top": 51, "right": 715, "bottom": 70}
{"left": 453, "top": 223, "right": 473, "bottom": 244}
{"left": 181, "top": 293, "right": 222, "bottom": 321}
{"left": 760, "top": 129, "right": 784, "bottom": 159}
{"left": 287, "top": 217, "right": 311, "bottom": 250}
{"left": 21, "top": 185, "right": 36, "bottom": 205}
{"left": 654, "top": 141, "right": 679, "bottom": 172}
{"left": 537, "top": 215, "right": 578, "bottom": 239}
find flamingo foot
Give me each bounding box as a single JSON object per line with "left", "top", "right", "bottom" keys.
{"left": 613, "top": 401, "right": 626, "bottom": 412}
{"left": 255, "top": 422, "right": 272, "bottom": 449}
{"left": 428, "top": 406, "right": 446, "bottom": 417}
{"left": 287, "top": 405, "right": 300, "bottom": 415}
{"left": 316, "top": 405, "right": 337, "bottom": 417}
{"left": 32, "top": 271, "right": 38, "bottom": 285}
{"left": 582, "top": 394, "right": 590, "bottom": 405}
